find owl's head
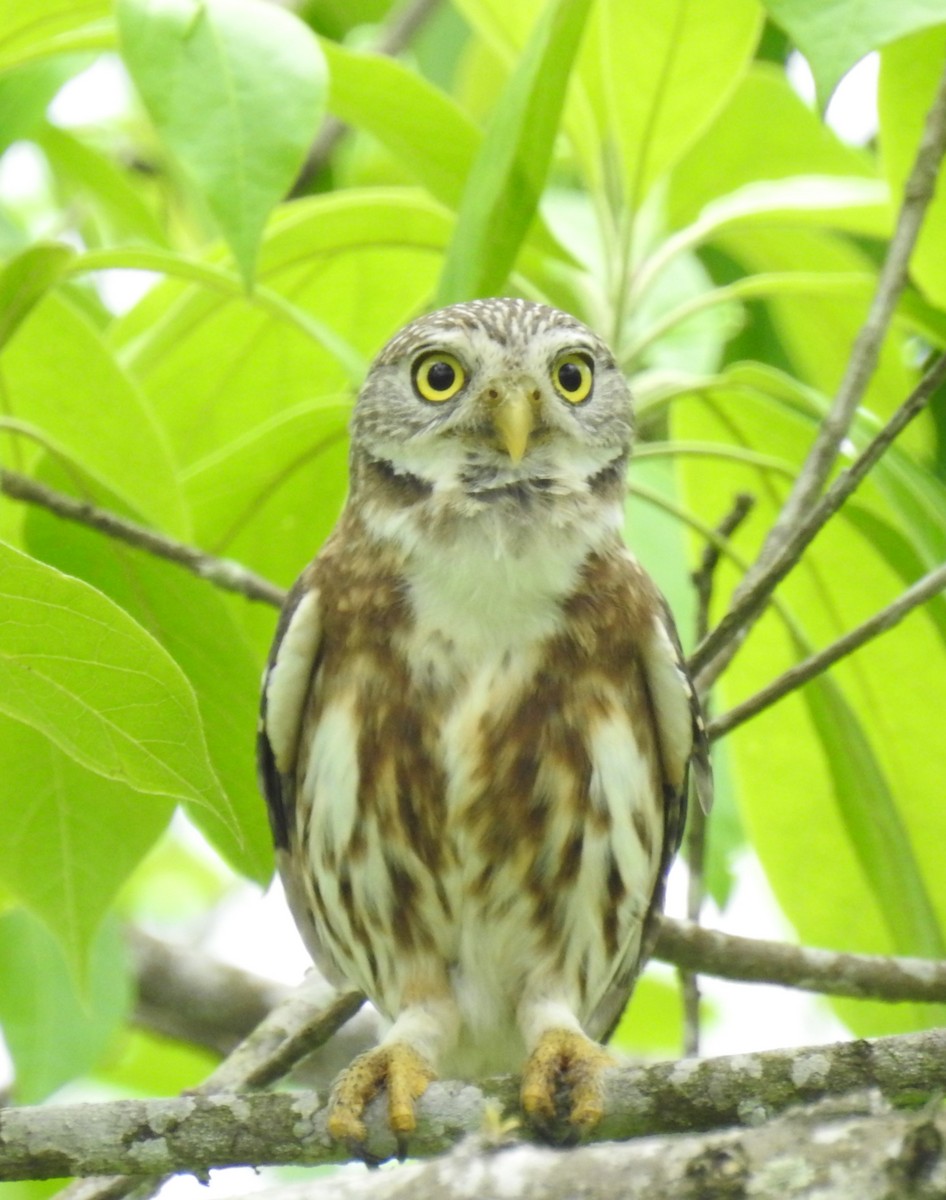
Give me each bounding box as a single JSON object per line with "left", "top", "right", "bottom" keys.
{"left": 350, "top": 298, "right": 633, "bottom": 500}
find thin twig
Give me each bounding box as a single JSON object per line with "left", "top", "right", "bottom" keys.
{"left": 707, "top": 560, "right": 946, "bottom": 741}
{"left": 692, "top": 52, "right": 946, "bottom": 686}
{"left": 0, "top": 467, "right": 287, "bottom": 608}
{"left": 681, "top": 492, "right": 755, "bottom": 1055}
{"left": 292, "top": 0, "right": 444, "bottom": 194}
{"left": 761, "top": 56, "right": 946, "bottom": 562}
{"left": 690, "top": 352, "right": 946, "bottom": 685}
{"left": 655, "top": 917, "right": 946, "bottom": 1002}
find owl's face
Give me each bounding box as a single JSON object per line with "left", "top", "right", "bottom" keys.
{"left": 350, "top": 298, "right": 633, "bottom": 497}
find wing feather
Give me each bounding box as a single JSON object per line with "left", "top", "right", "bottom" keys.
{"left": 257, "top": 577, "right": 321, "bottom": 852}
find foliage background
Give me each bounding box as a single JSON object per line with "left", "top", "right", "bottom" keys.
{"left": 1, "top": 0, "right": 946, "bottom": 1188}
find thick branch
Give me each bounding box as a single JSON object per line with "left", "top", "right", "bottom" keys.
{"left": 128, "top": 928, "right": 287, "bottom": 1056}
{"left": 53, "top": 975, "right": 364, "bottom": 1200}
{"left": 222, "top": 1102, "right": 946, "bottom": 1200}
{"left": 0, "top": 468, "right": 286, "bottom": 608}
{"left": 707, "top": 560, "right": 946, "bottom": 740}
{"left": 6, "top": 1028, "right": 946, "bottom": 1179}
{"left": 690, "top": 352, "right": 946, "bottom": 684}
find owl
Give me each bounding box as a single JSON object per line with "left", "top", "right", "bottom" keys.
{"left": 258, "top": 298, "right": 711, "bottom": 1143}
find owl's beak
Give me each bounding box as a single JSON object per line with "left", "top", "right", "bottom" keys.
{"left": 491, "top": 386, "right": 536, "bottom": 464}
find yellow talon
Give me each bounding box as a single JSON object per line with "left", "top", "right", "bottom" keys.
{"left": 521, "top": 1028, "right": 613, "bottom": 1132}
{"left": 327, "top": 1042, "right": 436, "bottom": 1143}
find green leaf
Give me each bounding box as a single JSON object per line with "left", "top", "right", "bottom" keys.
{"left": 0, "top": 718, "right": 172, "bottom": 978}
{"left": 2, "top": 292, "right": 189, "bottom": 538}
{"left": 116, "top": 0, "right": 327, "bottom": 287}
{"left": 577, "top": 0, "right": 762, "bottom": 206}
{"left": 0, "top": 0, "right": 110, "bottom": 73}
{"left": 37, "top": 123, "right": 169, "bottom": 247}
{"left": 802, "top": 673, "right": 945, "bottom": 961}
{"left": 0, "top": 909, "right": 131, "bottom": 1101}
{"left": 108, "top": 190, "right": 451, "bottom": 653}
{"left": 0, "top": 58, "right": 85, "bottom": 154}
{"left": 436, "top": 0, "right": 593, "bottom": 304}
{"left": 667, "top": 63, "right": 876, "bottom": 230}
{"left": 762, "top": 0, "right": 946, "bottom": 109}
{"left": 23, "top": 466, "right": 274, "bottom": 884}
{"left": 0, "top": 542, "right": 231, "bottom": 820}
{"left": 182, "top": 397, "right": 350, "bottom": 585}
{"left": 321, "top": 38, "right": 480, "bottom": 210}
{"left": 0, "top": 242, "right": 75, "bottom": 351}
{"left": 879, "top": 24, "right": 946, "bottom": 309}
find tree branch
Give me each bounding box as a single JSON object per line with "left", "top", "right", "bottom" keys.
{"left": 197, "top": 1101, "right": 946, "bottom": 1200}
{"left": 757, "top": 54, "right": 946, "bottom": 563}
{"left": 128, "top": 928, "right": 287, "bottom": 1056}
{"left": 654, "top": 919, "right": 946, "bottom": 1003}
{"left": 7, "top": 1028, "right": 946, "bottom": 1179}
{"left": 53, "top": 974, "right": 364, "bottom": 1200}
{"left": 0, "top": 468, "right": 286, "bottom": 608}
{"left": 689, "top": 52, "right": 946, "bottom": 690}
{"left": 681, "top": 491, "right": 756, "bottom": 1054}
{"left": 707, "top": 559, "right": 946, "bottom": 740}
{"left": 124, "top": 921, "right": 946, "bottom": 1080}
{"left": 690, "top": 351, "right": 946, "bottom": 685}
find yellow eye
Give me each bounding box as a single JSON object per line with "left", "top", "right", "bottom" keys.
{"left": 552, "top": 352, "right": 594, "bottom": 404}
{"left": 412, "top": 352, "right": 466, "bottom": 403}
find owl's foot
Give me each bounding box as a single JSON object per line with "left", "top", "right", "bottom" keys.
{"left": 521, "top": 1028, "right": 613, "bottom": 1132}
{"left": 327, "top": 1042, "right": 436, "bottom": 1143}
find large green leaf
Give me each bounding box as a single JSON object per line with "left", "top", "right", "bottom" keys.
{"left": 762, "top": 0, "right": 946, "bottom": 109}
{"left": 667, "top": 63, "right": 876, "bottom": 230}
{"left": 436, "top": 0, "right": 593, "bottom": 303}
{"left": 1, "top": 291, "right": 189, "bottom": 537}
{"left": 107, "top": 191, "right": 452, "bottom": 655}
{"left": 0, "top": 719, "right": 171, "bottom": 977}
{"left": 0, "top": 542, "right": 230, "bottom": 819}
{"left": 23, "top": 469, "right": 273, "bottom": 885}
{"left": 0, "top": 710, "right": 171, "bottom": 974}
{"left": 576, "top": 0, "right": 762, "bottom": 206}
{"left": 0, "top": 909, "right": 131, "bottom": 1101}
{"left": 321, "top": 38, "right": 480, "bottom": 210}
{"left": 879, "top": 24, "right": 946, "bottom": 309}
{"left": 117, "top": 0, "right": 327, "bottom": 286}
{"left": 182, "top": 397, "right": 350, "bottom": 583}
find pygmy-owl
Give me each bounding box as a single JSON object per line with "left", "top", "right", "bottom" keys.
{"left": 258, "top": 297, "right": 711, "bottom": 1141}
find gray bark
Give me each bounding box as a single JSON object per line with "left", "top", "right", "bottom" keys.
{"left": 4, "top": 1027, "right": 946, "bottom": 1181}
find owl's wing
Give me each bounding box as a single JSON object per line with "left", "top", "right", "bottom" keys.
{"left": 257, "top": 573, "right": 332, "bottom": 966}
{"left": 647, "top": 596, "right": 713, "bottom": 821}
{"left": 594, "top": 584, "right": 712, "bottom": 1041}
